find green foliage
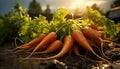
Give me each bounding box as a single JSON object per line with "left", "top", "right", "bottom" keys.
{"left": 52, "top": 8, "right": 71, "bottom": 23}
{"left": 18, "top": 15, "right": 49, "bottom": 43}
{"left": 0, "top": 2, "right": 30, "bottom": 45}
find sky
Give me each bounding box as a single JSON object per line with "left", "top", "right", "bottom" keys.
{"left": 0, "top": 0, "right": 115, "bottom": 15}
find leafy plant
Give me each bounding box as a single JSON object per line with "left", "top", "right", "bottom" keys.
{"left": 0, "top": 3, "right": 30, "bottom": 45}
{"left": 18, "top": 15, "right": 49, "bottom": 43}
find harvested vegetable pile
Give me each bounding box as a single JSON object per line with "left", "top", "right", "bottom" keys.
{"left": 1, "top": 3, "right": 119, "bottom": 68}
{"left": 9, "top": 3, "right": 119, "bottom": 64}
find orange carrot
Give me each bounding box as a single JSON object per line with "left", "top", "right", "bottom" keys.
{"left": 73, "top": 44, "right": 82, "bottom": 57}
{"left": 82, "top": 27, "right": 110, "bottom": 59}
{"left": 71, "top": 30, "right": 110, "bottom": 63}
{"left": 12, "top": 33, "right": 46, "bottom": 53}
{"left": 19, "top": 33, "right": 46, "bottom": 50}
{"left": 89, "top": 24, "right": 104, "bottom": 31}
{"left": 25, "top": 35, "right": 74, "bottom": 60}
{"left": 82, "top": 27, "right": 102, "bottom": 41}
{"left": 34, "top": 40, "right": 63, "bottom": 54}
{"left": 14, "top": 44, "right": 37, "bottom": 54}
{"left": 27, "top": 32, "right": 57, "bottom": 57}
{"left": 72, "top": 30, "right": 93, "bottom": 51}
{"left": 73, "top": 44, "right": 96, "bottom": 62}
{"left": 82, "top": 27, "right": 103, "bottom": 46}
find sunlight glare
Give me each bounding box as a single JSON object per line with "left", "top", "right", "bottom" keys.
{"left": 69, "top": 0, "right": 87, "bottom": 12}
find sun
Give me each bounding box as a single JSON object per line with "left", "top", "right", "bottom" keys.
{"left": 68, "top": 0, "right": 87, "bottom": 12}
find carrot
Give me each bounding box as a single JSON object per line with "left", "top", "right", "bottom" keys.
{"left": 12, "top": 33, "right": 46, "bottom": 53}
{"left": 19, "top": 33, "right": 46, "bottom": 50}
{"left": 27, "top": 32, "right": 57, "bottom": 57}
{"left": 24, "top": 35, "right": 74, "bottom": 60}
{"left": 88, "top": 24, "right": 112, "bottom": 42}
{"left": 14, "top": 44, "right": 37, "bottom": 54}
{"left": 71, "top": 30, "right": 110, "bottom": 63}
{"left": 73, "top": 44, "right": 83, "bottom": 57}
{"left": 82, "top": 27, "right": 110, "bottom": 46}
{"left": 72, "top": 30, "right": 93, "bottom": 51}
{"left": 82, "top": 27, "right": 102, "bottom": 41}
{"left": 47, "top": 35, "right": 74, "bottom": 58}
{"left": 34, "top": 40, "right": 63, "bottom": 54}
{"left": 88, "top": 25, "right": 109, "bottom": 41}
{"left": 89, "top": 24, "right": 104, "bottom": 31}
{"left": 73, "top": 44, "right": 97, "bottom": 62}
{"left": 82, "top": 27, "right": 110, "bottom": 59}
{"left": 82, "top": 27, "right": 104, "bottom": 47}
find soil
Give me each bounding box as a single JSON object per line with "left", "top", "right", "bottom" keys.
{"left": 0, "top": 43, "right": 94, "bottom": 69}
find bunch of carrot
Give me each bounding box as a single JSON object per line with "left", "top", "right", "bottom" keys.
{"left": 14, "top": 25, "right": 111, "bottom": 63}
{"left": 12, "top": 8, "right": 115, "bottom": 64}
{"left": 6, "top": 7, "right": 118, "bottom": 65}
